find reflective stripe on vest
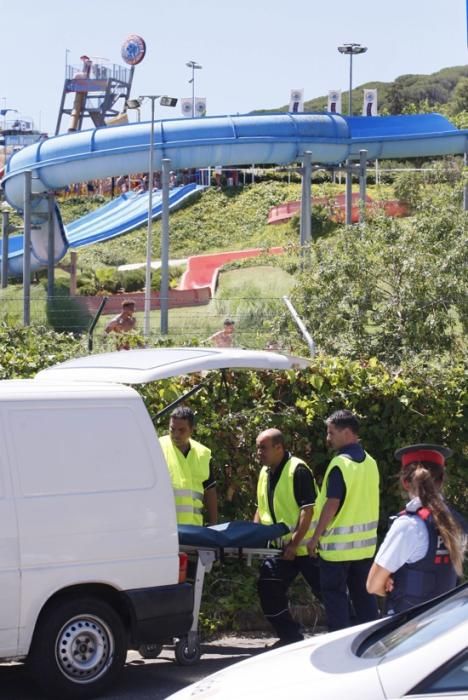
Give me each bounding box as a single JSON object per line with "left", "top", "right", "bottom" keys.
{"left": 324, "top": 520, "right": 378, "bottom": 536}
{"left": 160, "top": 435, "right": 211, "bottom": 526}
{"left": 174, "top": 488, "right": 204, "bottom": 500}
{"left": 320, "top": 536, "right": 378, "bottom": 551}
{"left": 313, "top": 451, "right": 379, "bottom": 561}
{"left": 257, "top": 456, "right": 317, "bottom": 556}
{"left": 176, "top": 504, "right": 203, "bottom": 515}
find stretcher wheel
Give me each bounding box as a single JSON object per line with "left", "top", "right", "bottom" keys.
{"left": 138, "top": 643, "right": 163, "bottom": 659}
{"left": 174, "top": 635, "right": 201, "bottom": 666}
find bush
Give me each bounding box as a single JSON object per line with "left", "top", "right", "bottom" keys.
{"left": 120, "top": 267, "right": 146, "bottom": 292}
{"left": 290, "top": 203, "right": 339, "bottom": 239}
{"left": 150, "top": 265, "right": 185, "bottom": 291}
{"left": 46, "top": 283, "right": 92, "bottom": 334}
{"left": 0, "top": 323, "right": 78, "bottom": 378}
{"left": 143, "top": 356, "right": 467, "bottom": 529}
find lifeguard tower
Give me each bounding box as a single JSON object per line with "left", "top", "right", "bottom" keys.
{"left": 55, "top": 36, "right": 146, "bottom": 134}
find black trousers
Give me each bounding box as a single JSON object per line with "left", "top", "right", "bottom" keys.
{"left": 319, "top": 557, "right": 379, "bottom": 632}
{"left": 258, "top": 555, "right": 321, "bottom": 641}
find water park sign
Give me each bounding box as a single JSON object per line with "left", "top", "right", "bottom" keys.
{"left": 121, "top": 35, "right": 146, "bottom": 66}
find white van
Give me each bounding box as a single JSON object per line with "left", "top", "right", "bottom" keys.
{"left": 0, "top": 347, "right": 307, "bottom": 699}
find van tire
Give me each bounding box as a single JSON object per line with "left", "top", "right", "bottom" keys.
{"left": 28, "top": 596, "right": 127, "bottom": 699}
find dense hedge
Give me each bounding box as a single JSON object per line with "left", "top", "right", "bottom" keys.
{"left": 142, "top": 355, "right": 467, "bottom": 529}
{"left": 0, "top": 323, "right": 79, "bottom": 379}
{"left": 1, "top": 326, "right": 466, "bottom": 632}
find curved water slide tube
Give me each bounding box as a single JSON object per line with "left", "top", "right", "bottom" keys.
{"left": 0, "top": 184, "right": 200, "bottom": 277}
{"left": 2, "top": 112, "right": 467, "bottom": 274}
{"left": 66, "top": 183, "right": 199, "bottom": 248}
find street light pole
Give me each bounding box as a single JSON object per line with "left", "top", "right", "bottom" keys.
{"left": 142, "top": 94, "right": 158, "bottom": 337}
{"left": 125, "top": 95, "right": 178, "bottom": 336}
{"left": 160, "top": 158, "right": 171, "bottom": 335}
{"left": 186, "top": 60, "right": 202, "bottom": 117}
{"left": 337, "top": 43, "right": 367, "bottom": 115}
{"left": 338, "top": 43, "right": 367, "bottom": 226}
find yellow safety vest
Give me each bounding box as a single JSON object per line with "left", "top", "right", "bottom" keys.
{"left": 257, "top": 456, "right": 316, "bottom": 556}
{"left": 312, "top": 452, "right": 379, "bottom": 561}
{"left": 160, "top": 435, "right": 211, "bottom": 526}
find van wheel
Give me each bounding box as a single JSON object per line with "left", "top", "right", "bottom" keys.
{"left": 138, "top": 642, "right": 163, "bottom": 659}
{"left": 174, "top": 634, "right": 201, "bottom": 666}
{"left": 28, "top": 597, "right": 126, "bottom": 699}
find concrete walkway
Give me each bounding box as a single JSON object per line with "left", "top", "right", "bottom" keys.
{"left": 117, "top": 258, "right": 187, "bottom": 272}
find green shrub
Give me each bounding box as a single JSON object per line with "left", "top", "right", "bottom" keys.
{"left": 0, "top": 322, "right": 78, "bottom": 378}
{"left": 120, "top": 267, "right": 146, "bottom": 292}
{"left": 393, "top": 171, "right": 424, "bottom": 209}
{"left": 46, "top": 283, "right": 92, "bottom": 334}
{"left": 150, "top": 265, "right": 185, "bottom": 291}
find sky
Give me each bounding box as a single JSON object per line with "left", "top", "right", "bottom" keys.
{"left": 1, "top": 0, "right": 467, "bottom": 135}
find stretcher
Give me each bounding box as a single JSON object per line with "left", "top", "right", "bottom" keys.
{"left": 139, "top": 521, "right": 288, "bottom": 665}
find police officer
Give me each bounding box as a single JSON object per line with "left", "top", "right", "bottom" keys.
{"left": 367, "top": 444, "right": 467, "bottom": 613}
{"left": 254, "top": 428, "right": 321, "bottom": 647}
{"left": 307, "top": 409, "right": 380, "bottom": 631}
{"left": 160, "top": 406, "right": 217, "bottom": 526}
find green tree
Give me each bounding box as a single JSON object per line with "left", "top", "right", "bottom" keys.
{"left": 287, "top": 186, "right": 467, "bottom": 364}
{"left": 449, "top": 76, "right": 468, "bottom": 114}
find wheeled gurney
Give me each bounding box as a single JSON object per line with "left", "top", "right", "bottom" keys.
{"left": 140, "top": 521, "right": 289, "bottom": 665}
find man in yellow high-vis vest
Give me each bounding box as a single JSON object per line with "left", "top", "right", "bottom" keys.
{"left": 254, "top": 428, "right": 321, "bottom": 647}
{"left": 307, "top": 410, "right": 379, "bottom": 631}
{"left": 160, "top": 406, "right": 217, "bottom": 526}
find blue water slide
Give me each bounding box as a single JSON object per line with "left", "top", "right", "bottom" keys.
{"left": 66, "top": 183, "right": 199, "bottom": 248}
{"left": 1, "top": 112, "right": 467, "bottom": 275}
{"left": 0, "top": 184, "right": 200, "bottom": 276}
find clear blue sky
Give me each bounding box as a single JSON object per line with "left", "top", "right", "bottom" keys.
{"left": 1, "top": 0, "right": 467, "bottom": 135}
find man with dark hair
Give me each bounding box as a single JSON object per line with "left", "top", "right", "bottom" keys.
{"left": 255, "top": 428, "right": 321, "bottom": 647}
{"left": 209, "top": 318, "right": 235, "bottom": 348}
{"left": 105, "top": 300, "right": 136, "bottom": 335}
{"left": 307, "top": 409, "right": 379, "bottom": 631}
{"left": 159, "top": 406, "right": 217, "bottom": 526}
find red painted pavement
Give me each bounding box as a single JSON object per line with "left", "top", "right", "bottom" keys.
{"left": 268, "top": 194, "right": 407, "bottom": 225}
{"left": 78, "top": 247, "right": 285, "bottom": 313}
{"left": 179, "top": 247, "right": 284, "bottom": 293}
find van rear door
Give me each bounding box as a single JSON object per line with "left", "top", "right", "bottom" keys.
{"left": 35, "top": 347, "right": 310, "bottom": 384}
{"left": 0, "top": 416, "right": 20, "bottom": 656}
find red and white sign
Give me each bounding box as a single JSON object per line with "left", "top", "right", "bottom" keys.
{"left": 121, "top": 35, "right": 146, "bottom": 66}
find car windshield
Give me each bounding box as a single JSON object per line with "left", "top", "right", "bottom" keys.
{"left": 360, "top": 587, "right": 468, "bottom": 660}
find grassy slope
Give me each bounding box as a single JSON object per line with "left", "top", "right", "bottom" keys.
{"left": 59, "top": 180, "right": 393, "bottom": 270}
{"left": 69, "top": 182, "right": 301, "bottom": 269}
{"left": 1, "top": 179, "right": 396, "bottom": 344}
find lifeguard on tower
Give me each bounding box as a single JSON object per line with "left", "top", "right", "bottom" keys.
{"left": 55, "top": 35, "right": 146, "bottom": 134}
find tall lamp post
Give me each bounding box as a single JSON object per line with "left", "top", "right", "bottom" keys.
{"left": 337, "top": 43, "right": 367, "bottom": 115}
{"left": 186, "top": 60, "right": 202, "bottom": 117}
{"left": 338, "top": 43, "right": 367, "bottom": 226}
{"left": 126, "top": 95, "right": 177, "bottom": 336}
